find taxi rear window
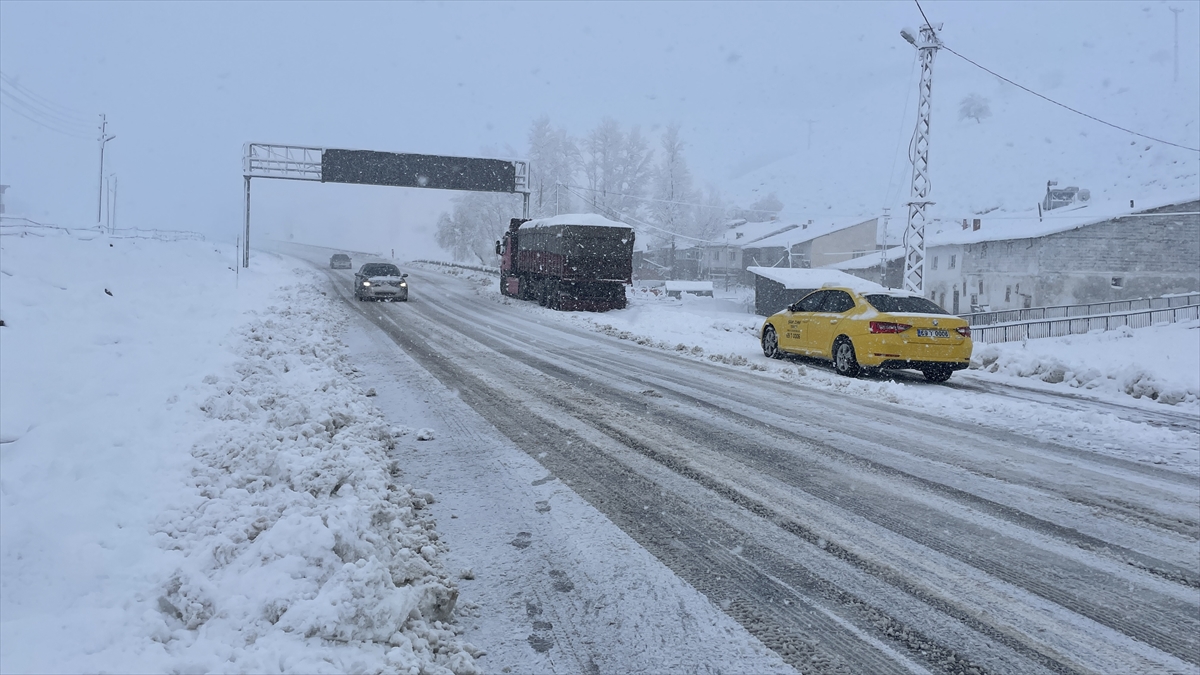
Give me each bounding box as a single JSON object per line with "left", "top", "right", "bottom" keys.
{"left": 864, "top": 294, "right": 949, "bottom": 315}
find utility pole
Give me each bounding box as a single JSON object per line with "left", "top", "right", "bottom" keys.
{"left": 96, "top": 114, "right": 115, "bottom": 225}
{"left": 880, "top": 207, "right": 891, "bottom": 288}
{"left": 900, "top": 22, "right": 942, "bottom": 294}
{"left": 106, "top": 173, "right": 117, "bottom": 232}
{"left": 1170, "top": 7, "right": 1183, "bottom": 83}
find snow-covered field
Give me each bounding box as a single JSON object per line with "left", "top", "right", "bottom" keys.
{"left": 0, "top": 232, "right": 478, "bottom": 674}
{"left": 3, "top": 233, "right": 1196, "bottom": 673}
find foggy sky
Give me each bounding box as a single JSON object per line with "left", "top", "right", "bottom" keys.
{"left": 1, "top": 1, "right": 1195, "bottom": 258}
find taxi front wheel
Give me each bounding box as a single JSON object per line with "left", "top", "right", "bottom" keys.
{"left": 833, "top": 338, "right": 860, "bottom": 377}
{"left": 761, "top": 326, "right": 783, "bottom": 359}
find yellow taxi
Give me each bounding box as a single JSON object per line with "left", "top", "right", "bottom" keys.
{"left": 759, "top": 286, "right": 972, "bottom": 382}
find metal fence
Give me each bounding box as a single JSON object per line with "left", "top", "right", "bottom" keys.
{"left": 972, "top": 304, "right": 1200, "bottom": 344}
{"left": 0, "top": 217, "right": 204, "bottom": 242}
{"left": 962, "top": 293, "right": 1200, "bottom": 327}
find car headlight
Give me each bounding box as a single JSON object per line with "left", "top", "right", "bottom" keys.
{"left": 399, "top": 282, "right": 407, "bottom": 287}
{"left": 362, "top": 281, "right": 371, "bottom": 287}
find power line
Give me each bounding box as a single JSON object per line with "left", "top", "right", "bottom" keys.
{"left": 560, "top": 184, "right": 721, "bottom": 244}
{"left": 913, "top": 0, "right": 934, "bottom": 32}
{"left": 910, "top": 1, "right": 1199, "bottom": 153}
{"left": 941, "top": 45, "right": 1199, "bottom": 152}
{"left": 0, "top": 99, "right": 93, "bottom": 139}
{"left": 0, "top": 85, "right": 94, "bottom": 134}
{"left": 0, "top": 71, "right": 91, "bottom": 122}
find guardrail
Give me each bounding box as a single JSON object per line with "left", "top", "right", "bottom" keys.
{"left": 1, "top": 217, "right": 204, "bottom": 242}
{"left": 413, "top": 260, "right": 500, "bottom": 275}
{"left": 962, "top": 293, "right": 1200, "bottom": 327}
{"left": 972, "top": 304, "right": 1200, "bottom": 343}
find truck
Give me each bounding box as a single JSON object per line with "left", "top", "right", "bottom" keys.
{"left": 496, "top": 214, "right": 635, "bottom": 311}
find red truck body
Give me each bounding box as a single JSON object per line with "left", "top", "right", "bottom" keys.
{"left": 497, "top": 216, "right": 634, "bottom": 311}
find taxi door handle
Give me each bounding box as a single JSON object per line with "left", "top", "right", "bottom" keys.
{"left": 829, "top": 319, "right": 838, "bottom": 324}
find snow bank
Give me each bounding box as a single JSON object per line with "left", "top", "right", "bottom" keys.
{"left": 417, "top": 263, "right": 1198, "bottom": 413}
{"left": 152, "top": 282, "right": 478, "bottom": 674}
{"left": 0, "top": 232, "right": 476, "bottom": 674}
{"left": 970, "top": 321, "right": 1200, "bottom": 405}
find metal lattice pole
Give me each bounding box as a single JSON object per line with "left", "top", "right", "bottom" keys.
{"left": 902, "top": 23, "right": 941, "bottom": 294}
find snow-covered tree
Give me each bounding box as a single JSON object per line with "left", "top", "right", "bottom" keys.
{"left": 435, "top": 192, "right": 522, "bottom": 265}
{"left": 527, "top": 116, "right": 580, "bottom": 217}
{"left": 651, "top": 122, "right": 696, "bottom": 239}
{"left": 581, "top": 117, "right": 654, "bottom": 221}
{"left": 959, "top": 93, "right": 992, "bottom": 123}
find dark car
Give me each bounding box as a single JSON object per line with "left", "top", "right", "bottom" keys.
{"left": 330, "top": 253, "right": 352, "bottom": 269}
{"left": 354, "top": 263, "right": 409, "bottom": 301}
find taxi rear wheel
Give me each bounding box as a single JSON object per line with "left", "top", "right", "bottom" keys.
{"left": 832, "top": 337, "right": 860, "bottom": 377}
{"left": 761, "top": 326, "right": 783, "bottom": 359}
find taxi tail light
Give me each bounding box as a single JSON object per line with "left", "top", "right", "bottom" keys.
{"left": 956, "top": 326, "right": 971, "bottom": 338}
{"left": 869, "top": 321, "right": 912, "bottom": 334}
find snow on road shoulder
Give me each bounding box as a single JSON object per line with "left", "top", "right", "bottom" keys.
{"left": 0, "top": 234, "right": 476, "bottom": 674}
{"left": 970, "top": 321, "right": 1200, "bottom": 406}
{"left": 153, "top": 279, "right": 477, "bottom": 674}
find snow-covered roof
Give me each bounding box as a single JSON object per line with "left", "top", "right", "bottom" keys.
{"left": 744, "top": 216, "right": 878, "bottom": 249}
{"left": 747, "top": 266, "right": 886, "bottom": 292}
{"left": 715, "top": 220, "right": 799, "bottom": 246}
{"left": 664, "top": 281, "right": 714, "bottom": 292}
{"left": 825, "top": 246, "right": 905, "bottom": 271}
{"left": 524, "top": 213, "right": 631, "bottom": 229}
{"left": 926, "top": 195, "right": 1198, "bottom": 247}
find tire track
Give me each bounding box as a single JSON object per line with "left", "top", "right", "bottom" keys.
{"left": 322, "top": 264, "right": 1199, "bottom": 674}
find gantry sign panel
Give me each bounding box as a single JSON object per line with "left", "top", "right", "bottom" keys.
{"left": 321, "top": 150, "right": 518, "bottom": 193}
{"left": 242, "top": 143, "right": 529, "bottom": 267}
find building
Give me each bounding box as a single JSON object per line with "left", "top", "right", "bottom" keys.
{"left": 747, "top": 266, "right": 885, "bottom": 316}
{"left": 741, "top": 216, "right": 883, "bottom": 282}
{"left": 831, "top": 198, "right": 1199, "bottom": 314}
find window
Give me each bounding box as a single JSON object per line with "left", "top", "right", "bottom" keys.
{"left": 1005, "top": 286, "right": 1011, "bottom": 302}
{"left": 864, "top": 294, "right": 949, "bottom": 315}
{"left": 949, "top": 254, "right": 957, "bottom": 269}
{"left": 1111, "top": 276, "right": 1124, "bottom": 289}
{"left": 978, "top": 281, "right": 984, "bottom": 295}
{"left": 931, "top": 256, "right": 939, "bottom": 270}
{"left": 794, "top": 291, "right": 828, "bottom": 312}
{"left": 939, "top": 292, "right": 946, "bottom": 308}
{"left": 821, "top": 291, "right": 856, "bottom": 313}
{"left": 970, "top": 294, "right": 978, "bottom": 306}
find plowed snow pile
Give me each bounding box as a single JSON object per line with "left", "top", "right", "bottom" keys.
{"left": 0, "top": 231, "right": 476, "bottom": 674}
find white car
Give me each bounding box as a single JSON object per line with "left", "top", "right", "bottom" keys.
{"left": 353, "top": 263, "right": 409, "bottom": 301}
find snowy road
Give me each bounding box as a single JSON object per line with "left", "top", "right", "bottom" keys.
{"left": 310, "top": 257, "right": 1198, "bottom": 675}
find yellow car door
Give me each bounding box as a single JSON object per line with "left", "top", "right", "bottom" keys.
{"left": 784, "top": 290, "right": 828, "bottom": 354}
{"left": 807, "top": 290, "right": 856, "bottom": 358}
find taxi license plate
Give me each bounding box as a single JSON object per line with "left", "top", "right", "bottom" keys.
{"left": 917, "top": 328, "right": 950, "bottom": 338}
